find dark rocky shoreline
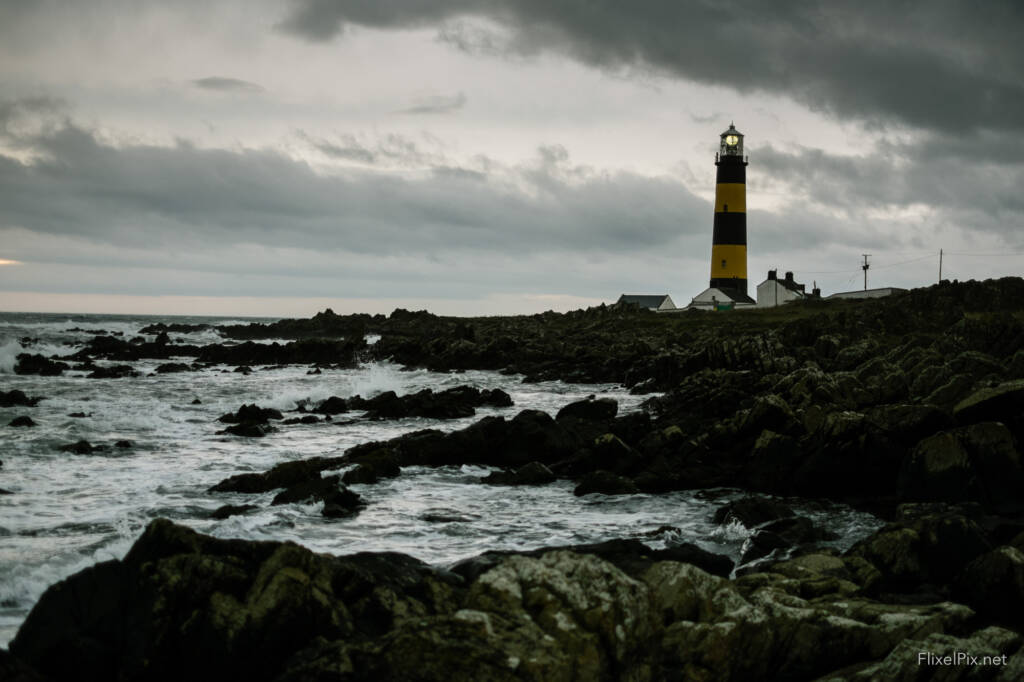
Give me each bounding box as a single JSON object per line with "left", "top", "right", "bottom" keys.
{"left": 4, "top": 277, "right": 1024, "bottom": 679}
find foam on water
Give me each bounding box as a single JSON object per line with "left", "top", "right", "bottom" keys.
{"left": 0, "top": 339, "right": 22, "bottom": 373}
{"left": 0, "top": 312, "right": 883, "bottom": 647}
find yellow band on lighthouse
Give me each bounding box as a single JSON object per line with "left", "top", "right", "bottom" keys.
{"left": 714, "top": 183, "right": 746, "bottom": 213}
{"left": 710, "top": 244, "right": 747, "bottom": 279}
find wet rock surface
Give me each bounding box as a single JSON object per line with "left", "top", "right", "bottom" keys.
{"left": 6, "top": 518, "right": 1024, "bottom": 682}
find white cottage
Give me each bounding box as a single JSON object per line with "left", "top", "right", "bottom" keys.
{"left": 756, "top": 270, "right": 813, "bottom": 308}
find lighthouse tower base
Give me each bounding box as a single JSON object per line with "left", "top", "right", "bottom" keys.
{"left": 686, "top": 285, "right": 756, "bottom": 311}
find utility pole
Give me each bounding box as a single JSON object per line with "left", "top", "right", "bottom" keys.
{"left": 939, "top": 249, "right": 943, "bottom": 283}
{"left": 861, "top": 254, "right": 871, "bottom": 291}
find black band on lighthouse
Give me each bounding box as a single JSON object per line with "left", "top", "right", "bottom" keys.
{"left": 715, "top": 161, "right": 746, "bottom": 183}
{"left": 713, "top": 213, "right": 746, "bottom": 244}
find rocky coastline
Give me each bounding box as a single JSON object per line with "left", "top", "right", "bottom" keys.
{"left": 4, "top": 277, "right": 1024, "bottom": 680}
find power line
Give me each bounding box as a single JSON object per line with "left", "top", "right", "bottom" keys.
{"left": 944, "top": 251, "right": 1024, "bottom": 257}
{"left": 791, "top": 249, "right": 1024, "bottom": 277}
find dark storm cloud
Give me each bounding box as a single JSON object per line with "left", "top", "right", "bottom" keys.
{"left": 397, "top": 92, "right": 466, "bottom": 115}
{"left": 757, "top": 142, "right": 1024, "bottom": 229}
{"left": 278, "top": 0, "right": 1024, "bottom": 135}
{"left": 192, "top": 77, "right": 265, "bottom": 93}
{"left": 0, "top": 105, "right": 708, "bottom": 260}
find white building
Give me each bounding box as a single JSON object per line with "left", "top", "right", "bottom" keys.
{"left": 686, "top": 287, "right": 756, "bottom": 311}
{"left": 826, "top": 287, "right": 906, "bottom": 300}
{"left": 756, "top": 270, "right": 813, "bottom": 308}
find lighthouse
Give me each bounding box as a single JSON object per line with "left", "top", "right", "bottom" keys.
{"left": 686, "top": 124, "right": 755, "bottom": 310}
{"left": 710, "top": 123, "right": 748, "bottom": 297}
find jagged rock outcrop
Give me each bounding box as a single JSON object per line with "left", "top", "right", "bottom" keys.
{"left": 6, "top": 520, "right": 1023, "bottom": 682}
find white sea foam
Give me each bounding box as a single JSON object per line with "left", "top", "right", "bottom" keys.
{"left": 0, "top": 338, "right": 22, "bottom": 373}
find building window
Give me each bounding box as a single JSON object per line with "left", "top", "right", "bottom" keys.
{"left": 723, "top": 204, "right": 728, "bottom": 212}
{"left": 721, "top": 259, "right": 727, "bottom": 269}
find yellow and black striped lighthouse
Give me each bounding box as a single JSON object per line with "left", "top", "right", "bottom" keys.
{"left": 709, "top": 123, "right": 748, "bottom": 297}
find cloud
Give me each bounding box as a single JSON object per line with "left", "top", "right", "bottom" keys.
{"left": 0, "top": 103, "right": 708, "bottom": 262}
{"left": 278, "top": 1, "right": 1024, "bottom": 135}
{"left": 755, "top": 141, "right": 1024, "bottom": 241}
{"left": 191, "top": 76, "right": 265, "bottom": 93}
{"left": 396, "top": 91, "right": 467, "bottom": 115}
{"left": 297, "top": 130, "right": 448, "bottom": 167}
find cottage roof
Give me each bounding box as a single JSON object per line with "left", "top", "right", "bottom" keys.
{"left": 616, "top": 294, "right": 672, "bottom": 308}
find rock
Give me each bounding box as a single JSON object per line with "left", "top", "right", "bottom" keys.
{"left": 209, "top": 504, "right": 258, "bottom": 519}
{"left": 0, "top": 648, "right": 49, "bottom": 681}
{"left": 57, "top": 440, "right": 107, "bottom": 455}
{"left": 190, "top": 398, "right": 202, "bottom": 405}
{"left": 14, "top": 353, "right": 69, "bottom": 376}
{"left": 233, "top": 365, "right": 252, "bottom": 374}
{"left": 7, "top": 515, "right": 1018, "bottom": 682}
{"left": 713, "top": 496, "right": 796, "bottom": 528}
{"left": 480, "top": 461, "right": 556, "bottom": 486}
{"left": 854, "top": 358, "right": 909, "bottom": 405}
{"left": 956, "top": 546, "right": 1024, "bottom": 626}
{"left": 898, "top": 422, "right": 1024, "bottom": 508}
{"left": 271, "top": 474, "right": 342, "bottom": 505}
{"left": 350, "top": 386, "right": 513, "bottom": 420}
{"left": 209, "top": 459, "right": 328, "bottom": 494}
{"left": 954, "top": 379, "right": 1024, "bottom": 429}
{"left": 322, "top": 486, "right": 367, "bottom": 518}
{"left": 740, "top": 516, "right": 839, "bottom": 565}
{"left": 0, "top": 389, "right": 43, "bottom": 407}
{"left": 923, "top": 373, "right": 977, "bottom": 408}
{"left": 114, "top": 440, "right": 132, "bottom": 449}
{"left": 740, "top": 393, "right": 801, "bottom": 436}
{"left": 657, "top": 564, "right": 974, "bottom": 681}
{"left": 155, "top": 362, "right": 192, "bottom": 373}
{"left": 465, "top": 550, "right": 657, "bottom": 680}
{"left": 830, "top": 626, "right": 1021, "bottom": 680}
{"left": 746, "top": 430, "right": 801, "bottom": 492}
{"left": 847, "top": 508, "right": 992, "bottom": 596}
{"left": 555, "top": 397, "right": 618, "bottom": 422}
{"left": 340, "top": 448, "right": 401, "bottom": 484}
{"left": 196, "top": 338, "right": 365, "bottom": 368}
{"left": 9, "top": 519, "right": 451, "bottom": 682}
{"left": 573, "top": 470, "right": 638, "bottom": 496}
{"left": 139, "top": 322, "right": 212, "bottom": 335}
{"left": 8, "top": 416, "right": 36, "bottom": 427}
{"left": 500, "top": 410, "right": 578, "bottom": 468}
{"left": 222, "top": 423, "right": 274, "bottom": 438}
{"left": 315, "top": 396, "right": 348, "bottom": 415}
{"left": 588, "top": 432, "right": 643, "bottom": 474}
{"left": 281, "top": 415, "right": 320, "bottom": 425}
{"left": 866, "top": 404, "right": 954, "bottom": 447}
{"left": 217, "top": 404, "right": 284, "bottom": 424}
{"left": 67, "top": 412, "right": 89, "bottom": 418}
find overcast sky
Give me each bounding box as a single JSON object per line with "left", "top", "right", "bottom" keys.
{"left": 1, "top": 0, "right": 1022, "bottom": 316}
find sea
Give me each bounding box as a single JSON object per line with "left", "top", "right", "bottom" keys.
{"left": 0, "top": 311, "right": 883, "bottom": 646}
